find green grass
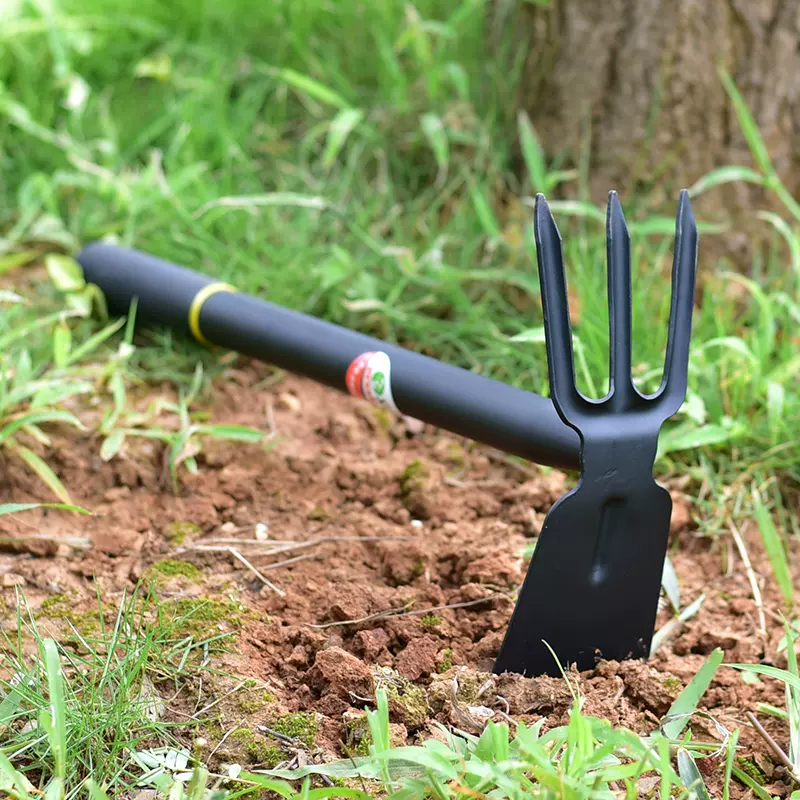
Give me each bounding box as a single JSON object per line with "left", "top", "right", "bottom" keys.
{"left": 2, "top": 0, "right": 799, "bottom": 505}
{"left": 0, "top": 638, "right": 731, "bottom": 799}
{"left": 0, "top": 586, "right": 227, "bottom": 797}
{"left": 1, "top": 0, "right": 799, "bottom": 797}
{"left": 2, "top": 0, "right": 800, "bottom": 487}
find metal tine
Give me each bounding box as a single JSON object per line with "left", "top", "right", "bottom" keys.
{"left": 653, "top": 189, "right": 698, "bottom": 416}
{"left": 605, "top": 191, "right": 636, "bottom": 410}
{"left": 534, "top": 194, "right": 587, "bottom": 422}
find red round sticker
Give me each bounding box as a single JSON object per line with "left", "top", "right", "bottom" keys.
{"left": 345, "top": 351, "right": 374, "bottom": 399}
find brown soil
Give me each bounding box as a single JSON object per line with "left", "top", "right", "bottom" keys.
{"left": 1, "top": 359, "right": 798, "bottom": 797}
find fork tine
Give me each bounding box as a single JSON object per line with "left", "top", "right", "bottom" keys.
{"left": 534, "top": 194, "right": 585, "bottom": 422}
{"left": 655, "top": 189, "right": 698, "bottom": 415}
{"left": 606, "top": 192, "right": 635, "bottom": 409}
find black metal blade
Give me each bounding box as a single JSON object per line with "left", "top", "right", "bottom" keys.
{"left": 493, "top": 190, "right": 698, "bottom": 678}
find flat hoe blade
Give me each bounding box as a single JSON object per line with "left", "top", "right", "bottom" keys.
{"left": 493, "top": 190, "right": 698, "bottom": 678}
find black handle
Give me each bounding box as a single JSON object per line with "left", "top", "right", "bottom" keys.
{"left": 77, "top": 243, "right": 581, "bottom": 471}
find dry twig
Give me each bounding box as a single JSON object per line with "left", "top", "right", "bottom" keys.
{"left": 728, "top": 522, "right": 767, "bottom": 639}
{"left": 308, "top": 596, "right": 497, "bottom": 630}
{"left": 746, "top": 711, "right": 800, "bottom": 784}
{"left": 229, "top": 547, "right": 285, "bottom": 596}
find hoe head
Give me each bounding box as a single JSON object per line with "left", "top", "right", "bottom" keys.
{"left": 493, "top": 190, "right": 698, "bottom": 678}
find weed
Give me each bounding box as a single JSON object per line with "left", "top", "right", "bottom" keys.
{"left": 270, "top": 711, "right": 319, "bottom": 748}
{"left": 437, "top": 647, "right": 454, "bottom": 672}
{"left": 164, "top": 521, "right": 202, "bottom": 545}
{"left": 231, "top": 729, "right": 285, "bottom": 766}
{"left": 145, "top": 559, "right": 203, "bottom": 582}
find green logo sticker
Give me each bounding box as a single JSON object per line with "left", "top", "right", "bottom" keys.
{"left": 362, "top": 352, "right": 397, "bottom": 412}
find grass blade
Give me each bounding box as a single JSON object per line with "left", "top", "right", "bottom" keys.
{"left": 466, "top": 176, "right": 500, "bottom": 238}
{"left": 717, "top": 67, "right": 773, "bottom": 176}
{"left": 0, "top": 409, "right": 85, "bottom": 444}
{"left": 752, "top": 488, "right": 793, "bottom": 606}
{"left": 661, "top": 648, "right": 723, "bottom": 740}
{"left": 723, "top": 728, "right": 740, "bottom": 800}
{"left": 688, "top": 165, "right": 764, "bottom": 198}
{"left": 420, "top": 113, "right": 449, "bottom": 174}
{"left": 517, "top": 110, "right": 547, "bottom": 192}
{"left": 0, "top": 502, "right": 90, "bottom": 515}
{"left": 42, "top": 640, "right": 67, "bottom": 782}
{"left": 275, "top": 68, "right": 351, "bottom": 110}
{"left": 731, "top": 766, "right": 774, "bottom": 800}
{"left": 677, "top": 748, "right": 712, "bottom": 800}
{"left": 323, "top": 108, "right": 364, "bottom": 169}
{"left": 661, "top": 555, "right": 680, "bottom": 613}
{"left": 10, "top": 442, "right": 73, "bottom": 504}
{"left": 197, "top": 424, "right": 266, "bottom": 443}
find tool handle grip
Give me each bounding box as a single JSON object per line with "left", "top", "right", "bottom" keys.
{"left": 77, "top": 243, "right": 580, "bottom": 470}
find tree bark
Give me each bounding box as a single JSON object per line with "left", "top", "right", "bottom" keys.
{"left": 505, "top": 0, "right": 800, "bottom": 228}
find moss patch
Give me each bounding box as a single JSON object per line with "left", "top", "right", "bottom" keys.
{"left": 146, "top": 559, "right": 202, "bottom": 581}
{"left": 163, "top": 595, "right": 253, "bottom": 645}
{"left": 734, "top": 757, "right": 767, "bottom": 784}
{"left": 270, "top": 711, "right": 319, "bottom": 748}
{"left": 420, "top": 613, "right": 441, "bottom": 629}
{"left": 373, "top": 666, "right": 428, "bottom": 730}
{"left": 236, "top": 688, "right": 276, "bottom": 714}
{"left": 437, "top": 648, "right": 453, "bottom": 673}
{"left": 164, "top": 521, "right": 201, "bottom": 545}
{"left": 343, "top": 714, "right": 372, "bottom": 757}
{"left": 231, "top": 729, "right": 285, "bottom": 766}
{"left": 40, "top": 594, "right": 70, "bottom": 615}
{"left": 399, "top": 460, "right": 429, "bottom": 494}
{"left": 39, "top": 594, "right": 101, "bottom": 639}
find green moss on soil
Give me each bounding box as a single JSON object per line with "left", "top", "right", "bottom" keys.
{"left": 343, "top": 715, "right": 373, "bottom": 757}
{"left": 236, "top": 688, "right": 276, "bottom": 714}
{"left": 399, "top": 460, "right": 429, "bottom": 494}
{"left": 438, "top": 648, "right": 453, "bottom": 673}
{"left": 164, "top": 521, "right": 201, "bottom": 545}
{"left": 40, "top": 594, "right": 70, "bottom": 614}
{"left": 270, "top": 711, "right": 319, "bottom": 747}
{"left": 445, "top": 442, "right": 466, "bottom": 468}
{"left": 163, "top": 595, "right": 253, "bottom": 645}
{"left": 735, "top": 757, "right": 768, "bottom": 784}
{"left": 420, "top": 613, "right": 441, "bottom": 629}
{"left": 373, "top": 666, "right": 428, "bottom": 729}
{"left": 410, "top": 559, "right": 425, "bottom": 579}
{"left": 39, "top": 594, "right": 101, "bottom": 639}
{"left": 231, "top": 729, "right": 285, "bottom": 766}
{"left": 146, "top": 559, "right": 202, "bottom": 581}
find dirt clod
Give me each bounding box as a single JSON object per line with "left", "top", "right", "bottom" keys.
{"left": 307, "top": 647, "right": 374, "bottom": 700}
{"left": 1, "top": 367, "right": 796, "bottom": 799}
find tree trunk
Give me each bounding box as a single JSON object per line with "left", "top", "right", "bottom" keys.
{"left": 504, "top": 0, "right": 800, "bottom": 235}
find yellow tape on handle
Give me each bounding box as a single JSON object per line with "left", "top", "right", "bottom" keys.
{"left": 188, "top": 282, "right": 238, "bottom": 346}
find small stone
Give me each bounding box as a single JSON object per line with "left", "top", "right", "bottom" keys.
{"left": 403, "top": 416, "right": 426, "bottom": 435}
{"left": 278, "top": 392, "right": 301, "bottom": 412}
{"left": 288, "top": 645, "right": 311, "bottom": 669}
{"left": 1, "top": 573, "right": 26, "bottom": 588}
